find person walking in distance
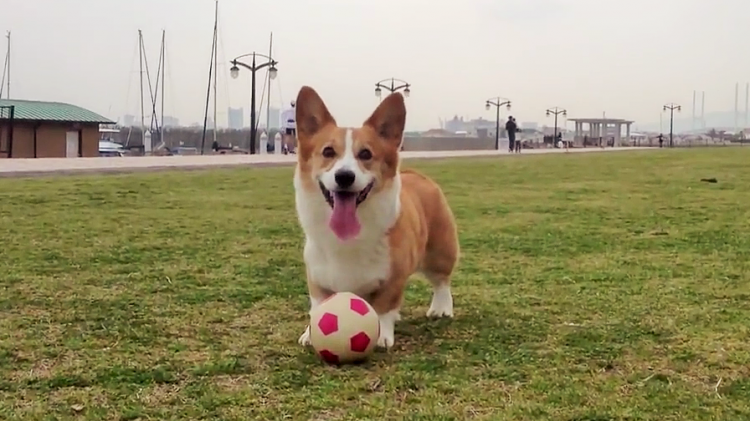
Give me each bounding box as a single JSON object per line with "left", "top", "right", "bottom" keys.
{"left": 556, "top": 131, "right": 566, "bottom": 152}
{"left": 281, "top": 101, "right": 297, "bottom": 154}
{"left": 505, "top": 116, "right": 518, "bottom": 153}
{"left": 513, "top": 118, "right": 523, "bottom": 153}
{"left": 657, "top": 133, "right": 664, "bottom": 148}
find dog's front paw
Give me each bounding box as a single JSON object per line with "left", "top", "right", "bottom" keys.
{"left": 377, "top": 329, "right": 395, "bottom": 349}
{"left": 427, "top": 286, "right": 454, "bottom": 318}
{"left": 377, "top": 311, "right": 399, "bottom": 349}
{"left": 426, "top": 304, "right": 453, "bottom": 318}
{"left": 298, "top": 325, "right": 311, "bottom": 346}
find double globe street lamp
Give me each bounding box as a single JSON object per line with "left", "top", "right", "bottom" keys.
{"left": 546, "top": 107, "right": 567, "bottom": 148}
{"left": 486, "top": 97, "right": 512, "bottom": 150}
{"left": 375, "top": 78, "right": 411, "bottom": 100}
{"left": 663, "top": 103, "right": 681, "bottom": 148}
{"left": 230, "top": 52, "right": 278, "bottom": 154}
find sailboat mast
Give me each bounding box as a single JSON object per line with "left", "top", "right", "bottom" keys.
{"left": 660, "top": 112, "right": 663, "bottom": 133}
{"left": 212, "top": 0, "right": 218, "bottom": 143}
{"left": 200, "top": 0, "right": 218, "bottom": 154}
{"left": 161, "top": 30, "right": 166, "bottom": 145}
{"left": 735, "top": 82, "right": 739, "bottom": 135}
{"left": 266, "top": 32, "right": 273, "bottom": 132}
{"left": 5, "top": 31, "right": 9, "bottom": 99}
{"left": 138, "top": 30, "right": 146, "bottom": 139}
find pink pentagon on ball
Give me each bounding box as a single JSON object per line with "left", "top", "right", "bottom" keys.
{"left": 349, "top": 298, "right": 370, "bottom": 316}
{"left": 318, "top": 349, "right": 340, "bottom": 365}
{"left": 350, "top": 331, "right": 371, "bottom": 353}
{"left": 317, "top": 312, "right": 338, "bottom": 336}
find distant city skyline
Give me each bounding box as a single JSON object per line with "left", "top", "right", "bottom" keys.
{"left": 227, "top": 107, "right": 243, "bottom": 129}
{"left": 118, "top": 106, "right": 750, "bottom": 136}
{"left": 121, "top": 105, "right": 284, "bottom": 130}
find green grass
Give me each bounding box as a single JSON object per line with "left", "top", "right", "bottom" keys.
{"left": 1, "top": 148, "right": 750, "bottom": 420}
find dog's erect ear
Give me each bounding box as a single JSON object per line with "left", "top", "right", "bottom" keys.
{"left": 295, "top": 86, "right": 336, "bottom": 142}
{"left": 363, "top": 92, "right": 406, "bottom": 146}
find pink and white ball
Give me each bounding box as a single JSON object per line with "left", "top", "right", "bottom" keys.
{"left": 309, "top": 292, "right": 380, "bottom": 365}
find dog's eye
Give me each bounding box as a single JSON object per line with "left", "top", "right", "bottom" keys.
{"left": 357, "top": 149, "right": 372, "bottom": 161}
{"left": 322, "top": 146, "right": 336, "bottom": 158}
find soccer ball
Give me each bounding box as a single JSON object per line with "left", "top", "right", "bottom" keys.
{"left": 309, "top": 292, "right": 380, "bottom": 364}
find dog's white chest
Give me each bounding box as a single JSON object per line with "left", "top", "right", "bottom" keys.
{"left": 304, "top": 237, "right": 391, "bottom": 297}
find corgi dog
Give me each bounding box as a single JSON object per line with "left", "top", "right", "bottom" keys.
{"left": 293, "top": 86, "right": 459, "bottom": 349}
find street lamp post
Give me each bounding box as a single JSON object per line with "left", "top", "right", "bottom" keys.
{"left": 546, "top": 107, "right": 567, "bottom": 148}
{"left": 375, "top": 78, "right": 411, "bottom": 100}
{"left": 230, "top": 52, "right": 278, "bottom": 154}
{"left": 485, "top": 97, "right": 512, "bottom": 150}
{"left": 663, "top": 103, "right": 681, "bottom": 148}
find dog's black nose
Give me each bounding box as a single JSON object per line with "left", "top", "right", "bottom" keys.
{"left": 334, "top": 169, "right": 356, "bottom": 189}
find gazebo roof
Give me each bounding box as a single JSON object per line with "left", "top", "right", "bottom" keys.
{"left": 568, "top": 117, "right": 634, "bottom": 124}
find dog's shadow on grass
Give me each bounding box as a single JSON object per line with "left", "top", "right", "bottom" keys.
{"left": 290, "top": 316, "right": 458, "bottom": 370}
{"left": 388, "top": 309, "right": 548, "bottom": 358}
{"left": 294, "top": 307, "right": 551, "bottom": 369}
{"left": 391, "top": 316, "right": 456, "bottom": 349}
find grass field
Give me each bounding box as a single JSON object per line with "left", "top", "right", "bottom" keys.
{"left": 1, "top": 148, "right": 750, "bottom": 420}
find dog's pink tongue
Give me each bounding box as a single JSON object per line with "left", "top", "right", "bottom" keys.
{"left": 329, "top": 194, "right": 361, "bottom": 241}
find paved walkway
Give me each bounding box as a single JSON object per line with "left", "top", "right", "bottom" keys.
{"left": 0, "top": 147, "right": 652, "bottom": 177}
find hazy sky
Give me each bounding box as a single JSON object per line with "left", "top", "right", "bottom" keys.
{"left": 2, "top": 0, "right": 749, "bottom": 130}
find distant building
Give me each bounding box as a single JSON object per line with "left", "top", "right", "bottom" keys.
{"left": 268, "top": 107, "right": 280, "bottom": 129}
{"left": 123, "top": 114, "right": 136, "bottom": 127}
{"left": 521, "top": 122, "right": 538, "bottom": 130}
{"left": 163, "top": 116, "right": 180, "bottom": 127}
{"left": 443, "top": 115, "right": 497, "bottom": 136}
{"left": 540, "top": 125, "right": 572, "bottom": 136}
{"left": 122, "top": 114, "right": 179, "bottom": 128}
{"left": 422, "top": 128, "right": 455, "bottom": 137}
{"left": 228, "top": 107, "right": 244, "bottom": 129}
{"left": 1, "top": 99, "right": 114, "bottom": 158}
